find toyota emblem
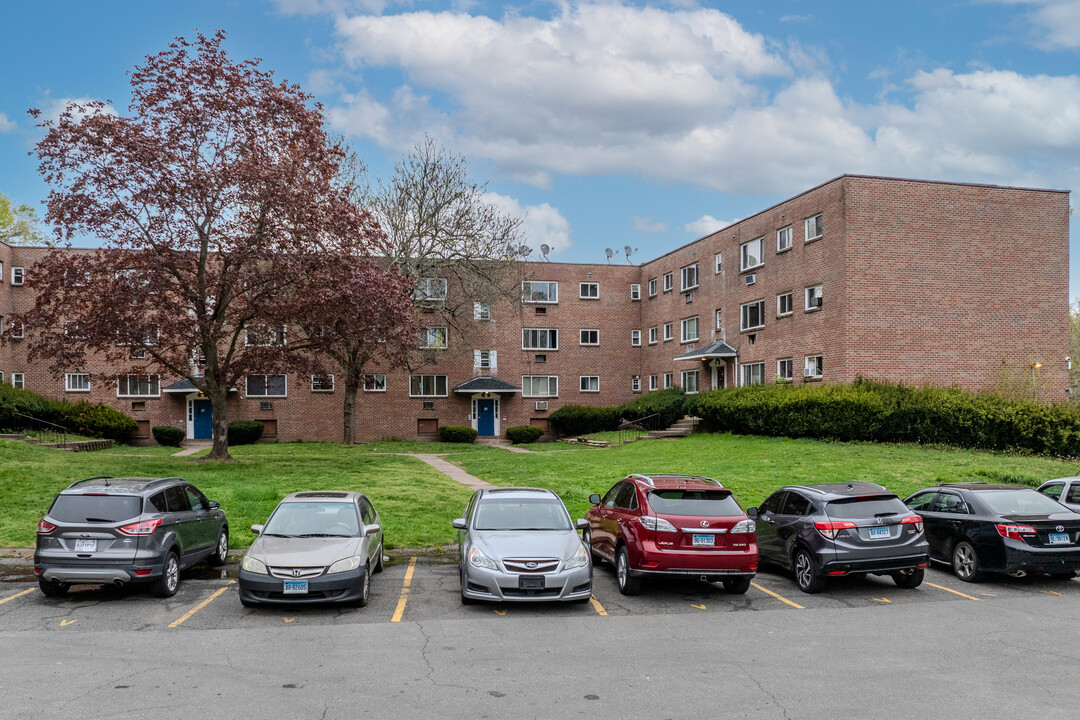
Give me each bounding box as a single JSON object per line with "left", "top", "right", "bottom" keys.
{"left": 1057, "top": 525, "right": 1065, "bottom": 533}
{"left": 700, "top": 520, "right": 710, "bottom": 528}
{"left": 292, "top": 569, "right": 302, "bottom": 577}
{"left": 525, "top": 561, "right": 537, "bottom": 569}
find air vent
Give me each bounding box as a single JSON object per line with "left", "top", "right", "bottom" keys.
{"left": 745, "top": 273, "right": 756, "bottom": 285}
{"left": 684, "top": 292, "right": 693, "bottom": 303}
{"left": 535, "top": 306, "right": 547, "bottom": 315}
{"left": 259, "top": 401, "right": 274, "bottom": 411}
{"left": 535, "top": 401, "right": 549, "bottom": 411}
{"left": 534, "top": 353, "right": 547, "bottom": 363}
{"left": 422, "top": 400, "right": 436, "bottom": 410}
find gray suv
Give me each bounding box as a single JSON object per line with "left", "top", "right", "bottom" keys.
{"left": 35, "top": 476, "right": 229, "bottom": 598}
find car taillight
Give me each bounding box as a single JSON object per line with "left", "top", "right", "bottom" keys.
{"left": 996, "top": 524, "right": 1036, "bottom": 541}
{"left": 814, "top": 520, "right": 857, "bottom": 540}
{"left": 118, "top": 518, "right": 162, "bottom": 536}
{"left": 638, "top": 516, "right": 678, "bottom": 533}
{"left": 731, "top": 519, "right": 756, "bottom": 533}
{"left": 901, "top": 515, "right": 924, "bottom": 532}
{"left": 36, "top": 519, "right": 57, "bottom": 535}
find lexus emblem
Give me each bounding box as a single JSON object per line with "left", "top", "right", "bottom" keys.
{"left": 1057, "top": 525, "right": 1065, "bottom": 533}
{"left": 700, "top": 520, "right": 710, "bottom": 528}
{"left": 525, "top": 561, "right": 537, "bottom": 569}
{"left": 292, "top": 569, "right": 302, "bottom": 577}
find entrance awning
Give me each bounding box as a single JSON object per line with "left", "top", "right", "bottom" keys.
{"left": 672, "top": 340, "right": 739, "bottom": 362}
{"left": 452, "top": 376, "right": 521, "bottom": 394}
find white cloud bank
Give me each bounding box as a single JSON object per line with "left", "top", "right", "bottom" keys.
{"left": 484, "top": 191, "right": 572, "bottom": 257}
{"left": 684, "top": 215, "right": 736, "bottom": 237}
{"left": 0, "top": 112, "right": 16, "bottom": 133}
{"left": 988, "top": 0, "right": 1080, "bottom": 49}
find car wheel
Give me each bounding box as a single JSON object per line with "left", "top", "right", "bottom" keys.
{"left": 951, "top": 541, "right": 983, "bottom": 583}
{"left": 723, "top": 576, "right": 752, "bottom": 594}
{"left": 793, "top": 548, "right": 825, "bottom": 594}
{"left": 615, "top": 545, "right": 641, "bottom": 596}
{"left": 354, "top": 563, "right": 371, "bottom": 608}
{"left": 1049, "top": 572, "right": 1077, "bottom": 580}
{"left": 892, "top": 568, "right": 924, "bottom": 589}
{"left": 38, "top": 579, "right": 69, "bottom": 597}
{"left": 208, "top": 529, "right": 229, "bottom": 566}
{"left": 373, "top": 542, "right": 384, "bottom": 574}
{"left": 460, "top": 569, "right": 477, "bottom": 605}
{"left": 151, "top": 550, "right": 181, "bottom": 598}
{"left": 582, "top": 528, "right": 599, "bottom": 563}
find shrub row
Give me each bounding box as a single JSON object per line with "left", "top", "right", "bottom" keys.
{"left": 228, "top": 420, "right": 264, "bottom": 446}
{"left": 506, "top": 425, "right": 544, "bottom": 444}
{"left": 152, "top": 426, "right": 185, "bottom": 447}
{"left": 439, "top": 425, "right": 478, "bottom": 443}
{"left": 549, "top": 388, "right": 689, "bottom": 436}
{"left": 0, "top": 383, "right": 137, "bottom": 442}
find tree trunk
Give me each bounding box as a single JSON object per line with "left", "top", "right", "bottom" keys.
{"left": 205, "top": 388, "right": 232, "bottom": 461}
{"left": 343, "top": 373, "right": 360, "bottom": 445}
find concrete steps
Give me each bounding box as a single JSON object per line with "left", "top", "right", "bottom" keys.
{"left": 646, "top": 416, "right": 701, "bottom": 440}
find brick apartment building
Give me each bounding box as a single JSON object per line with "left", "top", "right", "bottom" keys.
{"left": 0, "top": 175, "right": 1070, "bottom": 443}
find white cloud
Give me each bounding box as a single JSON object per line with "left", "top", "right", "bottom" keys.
{"left": 0, "top": 112, "right": 16, "bottom": 133}
{"left": 632, "top": 216, "right": 669, "bottom": 234}
{"left": 986, "top": 0, "right": 1080, "bottom": 49}
{"left": 484, "top": 192, "right": 572, "bottom": 256}
{"left": 779, "top": 14, "right": 813, "bottom": 23}
{"left": 684, "top": 215, "right": 736, "bottom": 237}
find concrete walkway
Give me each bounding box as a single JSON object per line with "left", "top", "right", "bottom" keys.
{"left": 172, "top": 440, "right": 213, "bottom": 457}
{"left": 412, "top": 454, "right": 494, "bottom": 490}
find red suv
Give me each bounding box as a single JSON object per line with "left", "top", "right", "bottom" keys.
{"left": 585, "top": 474, "right": 758, "bottom": 595}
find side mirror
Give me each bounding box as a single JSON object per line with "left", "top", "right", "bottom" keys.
{"left": 452, "top": 518, "right": 467, "bottom": 530}
{"left": 251, "top": 524, "right": 264, "bottom": 535}
{"left": 364, "top": 524, "right": 381, "bottom": 536}
{"left": 746, "top": 508, "right": 758, "bottom": 518}
{"left": 576, "top": 519, "right": 589, "bottom": 531}
{"left": 588, "top": 494, "right": 601, "bottom": 505}
{"left": 208, "top": 501, "right": 220, "bottom": 510}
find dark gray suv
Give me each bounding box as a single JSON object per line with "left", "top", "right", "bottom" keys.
{"left": 35, "top": 476, "right": 229, "bottom": 598}
{"left": 748, "top": 482, "right": 930, "bottom": 593}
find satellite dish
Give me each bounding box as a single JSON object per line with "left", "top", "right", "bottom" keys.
{"left": 604, "top": 248, "right": 614, "bottom": 264}
{"left": 540, "top": 244, "right": 551, "bottom": 261}
{"left": 519, "top": 244, "right": 532, "bottom": 257}
{"left": 624, "top": 246, "right": 637, "bottom": 264}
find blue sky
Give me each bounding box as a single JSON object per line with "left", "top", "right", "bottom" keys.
{"left": 1, "top": 0, "right": 1078, "bottom": 297}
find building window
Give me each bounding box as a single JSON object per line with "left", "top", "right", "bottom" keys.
{"left": 805, "top": 355, "right": 823, "bottom": 379}
{"left": 522, "top": 281, "right": 558, "bottom": 303}
{"left": 662, "top": 322, "right": 673, "bottom": 342}
{"left": 681, "top": 370, "right": 699, "bottom": 393}
{"left": 579, "top": 376, "right": 599, "bottom": 393}
{"left": 522, "top": 328, "right": 559, "bottom": 350}
{"left": 805, "top": 214, "right": 823, "bottom": 242}
{"left": 579, "top": 282, "right": 599, "bottom": 299}
{"left": 65, "top": 373, "right": 90, "bottom": 392}
{"left": 648, "top": 327, "right": 658, "bottom": 345}
{"left": 579, "top": 329, "right": 600, "bottom": 346}
{"left": 245, "top": 324, "right": 286, "bottom": 346}
{"left": 742, "top": 363, "right": 765, "bottom": 386}
{"left": 714, "top": 253, "right": 722, "bottom": 274}
{"left": 11, "top": 267, "right": 24, "bottom": 286}
{"left": 420, "top": 326, "right": 448, "bottom": 349}
{"left": 522, "top": 375, "right": 558, "bottom": 397}
{"left": 740, "top": 237, "right": 764, "bottom": 271}
{"left": 805, "top": 285, "right": 823, "bottom": 311}
{"left": 740, "top": 300, "right": 765, "bottom": 331}
{"left": 12, "top": 373, "right": 24, "bottom": 389}
{"left": 474, "top": 350, "right": 497, "bottom": 370}
{"left": 311, "top": 374, "right": 335, "bottom": 392}
{"left": 715, "top": 308, "right": 723, "bottom": 330}
{"left": 680, "top": 316, "right": 699, "bottom": 343}
{"left": 662, "top": 272, "right": 673, "bottom": 293}
{"left": 680, "top": 263, "right": 698, "bottom": 291}
{"left": 631, "top": 330, "right": 641, "bottom": 346}
{"left": 649, "top": 375, "right": 658, "bottom": 391}
{"left": 632, "top": 376, "right": 641, "bottom": 392}
{"left": 117, "top": 374, "right": 160, "bottom": 398}
{"left": 473, "top": 302, "right": 491, "bottom": 321}
{"left": 247, "top": 374, "right": 287, "bottom": 397}
{"left": 777, "top": 292, "right": 793, "bottom": 317}
{"left": 777, "top": 226, "right": 793, "bottom": 252}
{"left": 648, "top": 278, "right": 657, "bottom": 297}
{"left": 630, "top": 283, "right": 641, "bottom": 301}
{"left": 409, "top": 374, "right": 448, "bottom": 397}
{"left": 363, "top": 374, "right": 386, "bottom": 392}
{"left": 415, "top": 277, "right": 448, "bottom": 301}
{"left": 10, "top": 321, "right": 24, "bottom": 339}
{"left": 777, "top": 358, "right": 793, "bottom": 382}
{"left": 663, "top": 372, "right": 674, "bottom": 389}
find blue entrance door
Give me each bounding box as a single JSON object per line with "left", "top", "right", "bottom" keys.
{"left": 477, "top": 399, "right": 495, "bottom": 436}
{"left": 193, "top": 399, "right": 213, "bottom": 439}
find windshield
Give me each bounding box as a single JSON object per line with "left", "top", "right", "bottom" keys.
{"left": 474, "top": 498, "right": 572, "bottom": 531}
{"left": 977, "top": 490, "right": 1071, "bottom": 516}
{"left": 648, "top": 490, "right": 741, "bottom": 517}
{"left": 49, "top": 495, "right": 141, "bottom": 523}
{"left": 263, "top": 502, "right": 360, "bottom": 537}
{"left": 825, "top": 496, "right": 907, "bottom": 520}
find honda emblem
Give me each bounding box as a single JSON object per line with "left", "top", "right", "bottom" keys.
{"left": 292, "top": 569, "right": 302, "bottom": 577}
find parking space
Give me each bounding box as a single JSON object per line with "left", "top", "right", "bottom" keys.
{"left": 2, "top": 557, "right": 1078, "bottom": 632}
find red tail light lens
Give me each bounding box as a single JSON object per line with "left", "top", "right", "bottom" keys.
{"left": 36, "top": 519, "right": 57, "bottom": 535}
{"left": 118, "top": 518, "right": 162, "bottom": 536}
{"left": 637, "top": 516, "right": 678, "bottom": 533}
{"left": 814, "top": 520, "right": 857, "bottom": 540}
{"left": 996, "top": 524, "right": 1036, "bottom": 541}
{"left": 901, "top": 515, "right": 924, "bottom": 532}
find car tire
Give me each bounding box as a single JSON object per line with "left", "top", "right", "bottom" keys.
{"left": 1049, "top": 572, "right": 1077, "bottom": 580}
{"left": 208, "top": 529, "right": 229, "bottom": 566}
{"left": 793, "top": 548, "right": 825, "bottom": 594}
{"left": 150, "top": 550, "right": 181, "bottom": 598}
{"left": 38, "top": 579, "right": 69, "bottom": 597}
{"left": 951, "top": 541, "right": 983, "bottom": 583}
{"left": 892, "top": 568, "right": 924, "bottom": 589}
{"left": 460, "top": 569, "right": 477, "bottom": 605}
{"left": 615, "top": 545, "right": 641, "bottom": 596}
{"left": 723, "top": 576, "right": 752, "bottom": 594}
{"left": 373, "top": 542, "right": 384, "bottom": 574}
{"left": 354, "top": 563, "right": 371, "bottom": 608}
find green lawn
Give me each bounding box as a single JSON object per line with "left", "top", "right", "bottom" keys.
{"left": 462, "top": 433, "right": 1080, "bottom": 522}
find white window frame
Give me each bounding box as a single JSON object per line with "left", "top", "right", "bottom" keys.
{"left": 631, "top": 329, "right": 641, "bottom": 347}
{"left": 680, "top": 263, "right": 698, "bottom": 292}
{"left": 805, "top": 355, "right": 823, "bottom": 379}
{"left": 776, "top": 226, "right": 793, "bottom": 252}
{"left": 805, "top": 214, "right": 823, "bottom": 242}
{"left": 246, "top": 374, "right": 288, "bottom": 398}
{"left": 579, "top": 329, "right": 600, "bottom": 346}
{"left": 648, "top": 327, "right": 658, "bottom": 345}
{"left": 409, "top": 374, "right": 449, "bottom": 398}
{"left": 777, "top": 358, "right": 793, "bottom": 381}
{"left": 65, "top": 373, "right": 90, "bottom": 392}
{"left": 245, "top": 324, "right": 286, "bottom": 347}
{"left": 663, "top": 322, "right": 673, "bottom": 342}
{"left": 420, "top": 326, "right": 448, "bottom": 350}
{"left": 663, "top": 372, "right": 674, "bottom": 389}
{"left": 648, "top": 278, "right": 658, "bottom": 297}
{"left": 522, "top": 328, "right": 559, "bottom": 350}
{"left": 740, "top": 237, "right": 764, "bottom": 272}
{"left": 630, "top": 283, "right": 641, "bottom": 301}
{"left": 311, "top": 374, "right": 335, "bottom": 392}
{"left": 579, "top": 375, "right": 599, "bottom": 393}
{"left": 777, "top": 292, "right": 793, "bottom": 317}
{"left": 681, "top": 370, "right": 699, "bottom": 394}
{"left": 363, "top": 374, "right": 386, "bottom": 392}
{"left": 714, "top": 252, "right": 722, "bottom": 274}
{"left": 522, "top": 281, "right": 558, "bottom": 304}
{"left": 742, "top": 362, "right": 765, "bottom": 386}
{"left": 632, "top": 376, "right": 641, "bottom": 392}
{"left": 805, "top": 285, "right": 823, "bottom": 312}
{"left": 12, "top": 372, "right": 24, "bottom": 389}
{"left": 579, "top": 282, "right": 599, "bottom": 300}
{"left": 11, "top": 267, "right": 24, "bottom": 286}
{"left": 715, "top": 308, "right": 723, "bottom": 330}
{"left": 473, "top": 302, "right": 491, "bottom": 321}
{"left": 521, "top": 375, "right": 558, "bottom": 398}
{"left": 662, "top": 272, "right": 673, "bottom": 293}
{"left": 680, "top": 317, "right": 699, "bottom": 343}
{"left": 416, "top": 277, "right": 448, "bottom": 302}
{"left": 740, "top": 299, "right": 765, "bottom": 331}
{"left": 649, "top": 374, "right": 658, "bottom": 391}
{"left": 117, "top": 374, "right": 160, "bottom": 398}
{"left": 10, "top": 320, "right": 24, "bottom": 339}
{"left": 474, "top": 350, "right": 496, "bottom": 370}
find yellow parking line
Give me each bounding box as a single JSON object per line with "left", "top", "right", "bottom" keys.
{"left": 0, "top": 588, "right": 35, "bottom": 605}
{"left": 589, "top": 595, "right": 608, "bottom": 616}
{"left": 924, "top": 581, "right": 980, "bottom": 602}
{"left": 169, "top": 580, "right": 236, "bottom": 628}
{"left": 391, "top": 557, "right": 416, "bottom": 623}
{"left": 751, "top": 581, "right": 805, "bottom": 609}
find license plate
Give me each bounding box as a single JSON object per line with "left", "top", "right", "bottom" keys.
{"left": 1049, "top": 533, "right": 1071, "bottom": 545}
{"left": 692, "top": 534, "right": 715, "bottom": 547}
{"left": 74, "top": 539, "right": 97, "bottom": 552}
{"left": 283, "top": 580, "right": 308, "bottom": 595}
{"left": 868, "top": 526, "right": 890, "bottom": 540}
{"left": 518, "top": 576, "right": 544, "bottom": 590}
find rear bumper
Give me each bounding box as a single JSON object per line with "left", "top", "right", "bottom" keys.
{"left": 1000, "top": 545, "right": 1080, "bottom": 575}
{"left": 238, "top": 568, "right": 367, "bottom": 605}
{"left": 821, "top": 553, "right": 930, "bottom": 576}
{"left": 631, "top": 539, "right": 758, "bottom": 575}
{"left": 629, "top": 567, "right": 756, "bottom": 580}
{"left": 36, "top": 561, "right": 164, "bottom": 586}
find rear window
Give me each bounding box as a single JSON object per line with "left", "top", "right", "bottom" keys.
{"left": 49, "top": 495, "right": 142, "bottom": 523}
{"left": 648, "top": 490, "right": 742, "bottom": 517}
{"left": 978, "top": 490, "right": 1068, "bottom": 516}
{"left": 825, "top": 495, "right": 907, "bottom": 520}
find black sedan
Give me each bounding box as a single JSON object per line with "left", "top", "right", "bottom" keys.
{"left": 904, "top": 483, "right": 1080, "bottom": 582}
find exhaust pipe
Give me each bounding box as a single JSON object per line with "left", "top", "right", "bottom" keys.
{"left": 1008, "top": 570, "right": 1027, "bottom": 578}
{"left": 114, "top": 579, "right": 125, "bottom": 586}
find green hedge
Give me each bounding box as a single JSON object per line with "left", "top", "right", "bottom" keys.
{"left": 228, "top": 420, "right": 264, "bottom": 446}
{"left": 549, "top": 389, "right": 689, "bottom": 436}
{"left": 152, "top": 426, "right": 185, "bottom": 447}
{"left": 618, "top": 388, "right": 688, "bottom": 428}
{"left": 0, "top": 383, "right": 137, "bottom": 442}
{"left": 685, "top": 379, "right": 1080, "bottom": 457}
{"left": 548, "top": 405, "right": 621, "bottom": 436}
{"left": 506, "top": 425, "right": 544, "bottom": 444}
{"left": 438, "top": 425, "right": 478, "bottom": 443}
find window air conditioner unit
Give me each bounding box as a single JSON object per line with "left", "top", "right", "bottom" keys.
{"left": 535, "top": 401, "right": 548, "bottom": 411}
{"left": 684, "top": 292, "right": 693, "bottom": 303}
{"left": 259, "top": 401, "right": 274, "bottom": 411}
{"left": 422, "top": 400, "right": 436, "bottom": 410}
{"left": 745, "top": 274, "right": 756, "bottom": 285}
{"left": 534, "top": 353, "right": 547, "bottom": 363}
{"left": 810, "top": 296, "right": 822, "bottom": 308}
{"left": 803, "top": 368, "right": 818, "bottom": 378}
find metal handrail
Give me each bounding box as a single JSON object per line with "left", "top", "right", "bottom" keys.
{"left": 11, "top": 412, "right": 69, "bottom": 447}
{"left": 614, "top": 412, "right": 663, "bottom": 446}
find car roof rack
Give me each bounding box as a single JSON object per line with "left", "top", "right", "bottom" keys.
{"left": 66, "top": 476, "right": 114, "bottom": 489}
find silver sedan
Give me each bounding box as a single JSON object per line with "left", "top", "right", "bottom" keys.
{"left": 454, "top": 487, "right": 592, "bottom": 604}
